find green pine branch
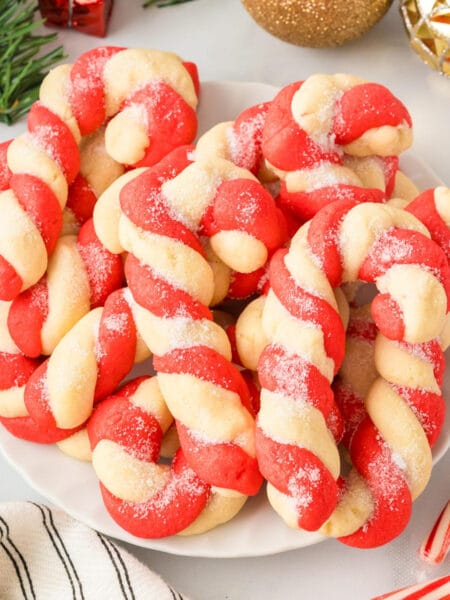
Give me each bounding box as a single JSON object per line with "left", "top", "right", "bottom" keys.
{"left": 0, "top": 0, "right": 66, "bottom": 125}
{"left": 143, "top": 0, "right": 195, "bottom": 7}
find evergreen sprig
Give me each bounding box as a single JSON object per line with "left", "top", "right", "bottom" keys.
{"left": 0, "top": 0, "right": 66, "bottom": 125}
{"left": 143, "top": 0, "right": 195, "bottom": 8}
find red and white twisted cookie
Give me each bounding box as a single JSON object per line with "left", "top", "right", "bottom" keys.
{"left": 95, "top": 146, "right": 287, "bottom": 496}
{"left": 263, "top": 75, "right": 412, "bottom": 171}
{"left": 0, "top": 47, "right": 199, "bottom": 301}
{"left": 7, "top": 219, "right": 124, "bottom": 358}
{"left": 23, "top": 288, "right": 150, "bottom": 430}
{"left": 0, "top": 303, "right": 80, "bottom": 443}
{"left": 256, "top": 198, "right": 450, "bottom": 546}
{"left": 419, "top": 500, "right": 450, "bottom": 565}
{"left": 262, "top": 75, "right": 414, "bottom": 225}
{"left": 88, "top": 376, "right": 246, "bottom": 538}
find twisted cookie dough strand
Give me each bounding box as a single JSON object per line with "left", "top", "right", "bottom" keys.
{"left": 88, "top": 377, "right": 246, "bottom": 538}
{"left": 0, "top": 129, "right": 125, "bottom": 237}
{"left": 24, "top": 288, "right": 150, "bottom": 430}
{"left": 196, "top": 101, "right": 274, "bottom": 180}
{"left": 7, "top": 219, "right": 124, "bottom": 358}
{"left": 261, "top": 76, "right": 415, "bottom": 225}
{"left": 0, "top": 303, "right": 80, "bottom": 443}
{"left": 329, "top": 306, "right": 446, "bottom": 547}
{"left": 263, "top": 75, "right": 412, "bottom": 172}
{"left": 405, "top": 186, "right": 450, "bottom": 262}
{"left": 0, "top": 46, "right": 198, "bottom": 301}
{"left": 114, "top": 150, "right": 285, "bottom": 495}
{"left": 256, "top": 199, "right": 450, "bottom": 540}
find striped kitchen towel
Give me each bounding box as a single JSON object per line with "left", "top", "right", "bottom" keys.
{"left": 0, "top": 501, "right": 188, "bottom": 600}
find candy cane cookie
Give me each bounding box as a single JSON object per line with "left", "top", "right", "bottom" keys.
{"left": 104, "top": 149, "right": 287, "bottom": 496}
{"left": 256, "top": 198, "right": 450, "bottom": 544}
{"left": 0, "top": 302, "right": 81, "bottom": 443}
{"left": 263, "top": 75, "right": 412, "bottom": 172}
{"left": 88, "top": 376, "right": 246, "bottom": 538}
{"left": 24, "top": 288, "right": 150, "bottom": 430}
{"left": 262, "top": 75, "right": 415, "bottom": 225}
{"left": 0, "top": 46, "right": 199, "bottom": 301}
{"left": 7, "top": 219, "right": 124, "bottom": 358}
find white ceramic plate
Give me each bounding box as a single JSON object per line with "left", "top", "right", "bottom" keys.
{"left": 0, "top": 81, "right": 448, "bottom": 558}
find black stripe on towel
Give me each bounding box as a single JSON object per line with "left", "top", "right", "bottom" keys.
{"left": 30, "top": 503, "right": 84, "bottom": 600}
{"left": 0, "top": 515, "right": 36, "bottom": 600}
{"left": 105, "top": 536, "right": 135, "bottom": 600}
{"left": 96, "top": 532, "right": 134, "bottom": 600}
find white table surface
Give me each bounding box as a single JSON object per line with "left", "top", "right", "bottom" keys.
{"left": 1, "top": 1, "right": 450, "bottom": 598}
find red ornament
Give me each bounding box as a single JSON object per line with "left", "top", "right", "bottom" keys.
{"left": 38, "top": 0, "right": 114, "bottom": 37}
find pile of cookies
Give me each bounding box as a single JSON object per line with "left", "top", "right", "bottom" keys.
{"left": 0, "top": 46, "right": 449, "bottom": 548}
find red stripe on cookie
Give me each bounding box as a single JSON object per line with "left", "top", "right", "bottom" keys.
{"left": 333, "top": 83, "right": 412, "bottom": 146}
{"left": 278, "top": 182, "right": 384, "bottom": 224}
{"left": 28, "top": 102, "right": 80, "bottom": 184}
{"left": 66, "top": 175, "right": 98, "bottom": 228}
{"left": 0, "top": 140, "right": 12, "bottom": 190}
{"left": 120, "top": 170, "right": 205, "bottom": 256}
{"left": 306, "top": 198, "right": 359, "bottom": 287}
{"left": 177, "top": 422, "right": 263, "bottom": 496}
{"left": 88, "top": 392, "right": 162, "bottom": 462}
{"left": 93, "top": 291, "right": 137, "bottom": 403}
{"left": 0, "top": 352, "right": 40, "bottom": 389}
{"left": 407, "top": 189, "right": 450, "bottom": 262}
{"left": 125, "top": 255, "right": 211, "bottom": 321}
{"left": 154, "top": 345, "right": 253, "bottom": 414}
{"left": 255, "top": 428, "right": 339, "bottom": 531}
{"left": 11, "top": 173, "right": 62, "bottom": 254}
{"left": 393, "top": 385, "right": 445, "bottom": 448}
{"left": 181, "top": 61, "right": 200, "bottom": 97}
{"left": 202, "top": 178, "right": 284, "bottom": 252}
{"left": 76, "top": 219, "right": 124, "bottom": 308}
{"left": 0, "top": 256, "right": 23, "bottom": 302}
{"left": 125, "top": 81, "right": 197, "bottom": 169}
{"left": 7, "top": 279, "right": 49, "bottom": 358}
{"left": 262, "top": 81, "right": 341, "bottom": 171}
{"left": 0, "top": 414, "right": 81, "bottom": 444}
{"left": 269, "top": 249, "right": 346, "bottom": 371}
{"left": 339, "top": 418, "right": 412, "bottom": 548}
{"left": 258, "top": 344, "right": 340, "bottom": 437}
{"left": 69, "top": 46, "right": 125, "bottom": 136}
{"left": 230, "top": 102, "right": 270, "bottom": 175}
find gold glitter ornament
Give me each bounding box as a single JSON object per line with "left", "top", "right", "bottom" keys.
{"left": 401, "top": 0, "right": 450, "bottom": 76}
{"left": 241, "top": 0, "right": 394, "bottom": 48}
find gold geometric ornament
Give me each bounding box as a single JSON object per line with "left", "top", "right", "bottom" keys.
{"left": 400, "top": 0, "right": 450, "bottom": 76}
